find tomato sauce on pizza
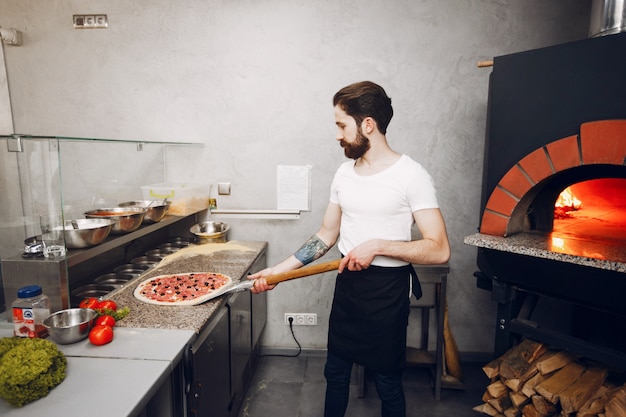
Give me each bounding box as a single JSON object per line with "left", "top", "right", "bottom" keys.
{"left": 134, "top": 272, "right": 231, "bottom": 305}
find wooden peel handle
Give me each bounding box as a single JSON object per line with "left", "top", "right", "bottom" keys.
{"left": 264, "top": 259, "right": 340, "bottom": 285}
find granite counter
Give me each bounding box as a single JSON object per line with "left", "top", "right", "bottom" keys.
{"left": 464, "top": 232, "right": 626, "bottom": 273}
{"left": 108, "top": 240, "right": 267, "bottom": 333}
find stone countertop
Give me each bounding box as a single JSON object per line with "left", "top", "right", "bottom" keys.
{"left": 464, "top": 233, "right": 626, "bottom": 273}
{"left": 108, "top": 240, "right": 267, "bottom": 333}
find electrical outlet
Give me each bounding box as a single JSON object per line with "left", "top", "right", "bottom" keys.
{"left": 284, "top": 313, "right": 317, "bottom": 326}
{"left": 73, "top": 14, "right": 108, "bottom": 29}
{"left": 305, "top": 313, "right": 317, "bottom": 325}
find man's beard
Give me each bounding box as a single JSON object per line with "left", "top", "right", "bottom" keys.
{"left": 340, "top": 128, "right": 370, "bottom": 160}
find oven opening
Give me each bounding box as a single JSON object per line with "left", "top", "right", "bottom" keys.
{"left": 552, "top": 178, "right": 626, "bottom": 244}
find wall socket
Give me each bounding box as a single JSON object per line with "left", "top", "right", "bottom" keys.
{"left": 284, "top": 313, "right": 317, "bottom": 326}
{"left": 73, "top": 14, "right": 108, "bottom": 29}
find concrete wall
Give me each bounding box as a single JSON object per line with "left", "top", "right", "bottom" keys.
{"left": 0, "top": 0, "right": 590, "bottom": 354}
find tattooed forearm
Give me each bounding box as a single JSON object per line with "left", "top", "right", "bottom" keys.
{"left": 294, "top": 234, "right": 329, "bottom": 265}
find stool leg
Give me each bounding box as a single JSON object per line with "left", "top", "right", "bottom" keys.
{"left": 434, "top": 280, "right": 445, "bottom": 401}
{"left": 420, "top": 308, "right": 430, "bottom": 350}
{"left": 356, "top": 364, "right": 366, "bottom": 398}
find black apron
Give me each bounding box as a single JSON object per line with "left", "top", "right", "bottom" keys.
{"left": 327, "top": 264, "right": 419, "bottom": 372}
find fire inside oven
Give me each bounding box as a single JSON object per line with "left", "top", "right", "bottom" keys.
{"left": 552, "top": 179, "right": 626, "bottom": 246}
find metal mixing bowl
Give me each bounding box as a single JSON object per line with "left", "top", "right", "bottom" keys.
{"left": 63, "top": 218, "right": 114, "bottom": 248}
{"left": 190, "top": 221, "right": 229, "bottom": 243}
{"left": 43, "top": 308, "right": 98, "bottom": 344}
{"left": 118, "top": 200, "right": 170, "bottom": 223}
{"left": 84, "top": 207, "right": 146, "bottom": 234}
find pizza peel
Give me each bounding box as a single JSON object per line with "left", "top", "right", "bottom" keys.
{"left": 215, "top": 258, "right": 341, "bottom": 300}
{"left": 134, "top": 259, "right": 341, "bottom": 305}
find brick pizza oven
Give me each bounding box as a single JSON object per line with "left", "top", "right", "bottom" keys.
{"left": 465, "top": 26, "right": 626, "bottom": 369}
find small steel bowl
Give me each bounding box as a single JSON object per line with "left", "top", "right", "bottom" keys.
{"left": 84, "top": 207, "right": 146, "bottom": 234}
{"left": 118, "top": 200, "right": 170, "bottom": 224}
{"left": 145, "top": 249, "right": 174, "bottom": 259}
{"left": 71, "top": 284, "right": 117, "bottom": 300}
{"left": 63, "top": 218, "right": 114, "bottom": 248}
{"left": 44, "top": 308, "right": 98, "bottom": 344}
{"left": 94, "top": 273, "right": 134, "bottom": 287}
{"left": 113, "top": 264, "right": 149, "bottom": 277}
{"left": 190, "top": 221, "right": 229, "bottom": 243}
{"left": 157, "top": 243, "right": 183, "bottom": 252}
{"left": 131, "top": 256, "right": 161, "bottom": 269}
{"left": 168, "top": 237, "right": 192, "bottom": 247}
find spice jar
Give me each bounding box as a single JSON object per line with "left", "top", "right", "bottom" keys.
{"left": 12, "top": 285, "right": 51, "bottom": 338}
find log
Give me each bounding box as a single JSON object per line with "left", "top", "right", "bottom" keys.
{"left": 499, "top": 339, "right": 545, "bottom": 380}
{"left": 576, "top": 385, "right": 610, "bottom": 417}
{"left": 510, "top": 391, "right": 530, "bottom": 409}
{"left": 605, "top": 386, "right": 626, "bottom": 417}
{"left": 559, "top": 367, "right": 608, "bottom": 414}
{"left": 531, "top": 394, "right": 558, "bottom": 416}
{"left": 535, "top": 361, "right": 586, "bottom": 404}
{"left": 522, "top": 371, "right": 551, "bottom": 398}
{"left": 521, "top": 403, "right": 542, "bottom": 417}
{"left": 473, "top": 403, "right": 500, "bottom": 416}
{"left": 505, "top": 365, "right": 539, "bottom": 392}
{"left": 503, "top": 407, "right": 521, "bottom": 417}
{"left": 535, "top": 361, "right": 587, "bottom": 404}
{"left": 483, "top": 357, "right": 503, "bottom": 379}
{"left": 489, "top": 394, "right": 513, "bottom": 413}
{"left": 487, "top": 380, "right": 509, "bottom": 398}
{"left": 535, "top": 350, "right": 576, "bottom": 375}
{"left": 482, "top": 390, "right": 493, "bottom": 402}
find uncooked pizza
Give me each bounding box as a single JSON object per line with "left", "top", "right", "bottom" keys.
{"left": 133, "top": 272, "right": 232, "bottom": 306}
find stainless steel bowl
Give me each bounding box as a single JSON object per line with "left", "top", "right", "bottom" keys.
{"left": 145, "top": 248, "right": 175, "bottom": 259}
{"left": 113, "top": 264, "right": 149, "bottom": 277}
{"left": 157, "top": 243, "right": 183, "bottom": 252}
{"left": 63, "top": 218, "right": 114, "bottom": 248}
{"left": 168, "top": 237, "right": 192, "bottom": 247}
{"left": 94, "top": 273, "right": 134, "bottom": 287}
{"left": 43, "top": 308, "right": 98, "bottom": 344}
{"left": 118, "top": 200, "right": 170, "bottom": 223}
{"left": 131, "top": 256, "right": 161, "bottom": 269}
{"left": 71, "top": 284, "right": 117, "bottom": 300}
{"left": 190, "top": 221, "right": 229, "bottom": 243}
{"left": 84, "top": 207, "right": 146, "bottom": 234}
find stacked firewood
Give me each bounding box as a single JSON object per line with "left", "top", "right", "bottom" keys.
{"left": 473, "top": 338, "right": 626, "bottom": 417}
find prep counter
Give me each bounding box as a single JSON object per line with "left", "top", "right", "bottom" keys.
{"left": 0, "top": 241, "right": 267, "bottom": 417}
{"left": 0, "top": 326, "right": 195, "bottom": 417}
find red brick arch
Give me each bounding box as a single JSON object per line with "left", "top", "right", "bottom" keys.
{"left": 480, "top": 120, "right": 626, "bottom": 236}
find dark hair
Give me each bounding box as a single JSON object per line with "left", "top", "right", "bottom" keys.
{"left": 333, "top": 81, "right": 393, "bottom": 134}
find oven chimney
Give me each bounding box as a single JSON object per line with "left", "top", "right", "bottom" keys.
{"left": 589, "top": 0, "right": 626, "bottom": 37}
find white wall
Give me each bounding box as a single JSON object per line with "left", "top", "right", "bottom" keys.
{"left": 0, "top": 0, "right": 590, "bottom": 354}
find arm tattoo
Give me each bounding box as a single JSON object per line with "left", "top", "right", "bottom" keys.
{"left": 294, "top": 234, "right": 329, "bottom": 265}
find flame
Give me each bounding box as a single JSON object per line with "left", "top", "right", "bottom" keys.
{"left": 554, "top": 187, "right": 582, "bottom": 219}
{"left": 555, "top": 187, "right": 582, "bottom": 209}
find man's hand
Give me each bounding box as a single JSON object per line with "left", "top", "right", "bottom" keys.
{"left": 339, "top": 239, "right": 381, "bottom": 272}
{"left": 248, "top": 268, "right": 278, "bottom": 293}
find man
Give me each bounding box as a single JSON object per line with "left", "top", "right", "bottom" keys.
{"left": 249, "top": 81, "right": 450, "bottom": 417}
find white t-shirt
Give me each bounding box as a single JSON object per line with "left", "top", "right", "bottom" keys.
{"left": 330, "top": 154, "right": 439, "bottom": 267}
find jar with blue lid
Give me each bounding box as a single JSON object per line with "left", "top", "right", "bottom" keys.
{"left": 12, "top": 285, "right": 51, "bottom": 338}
